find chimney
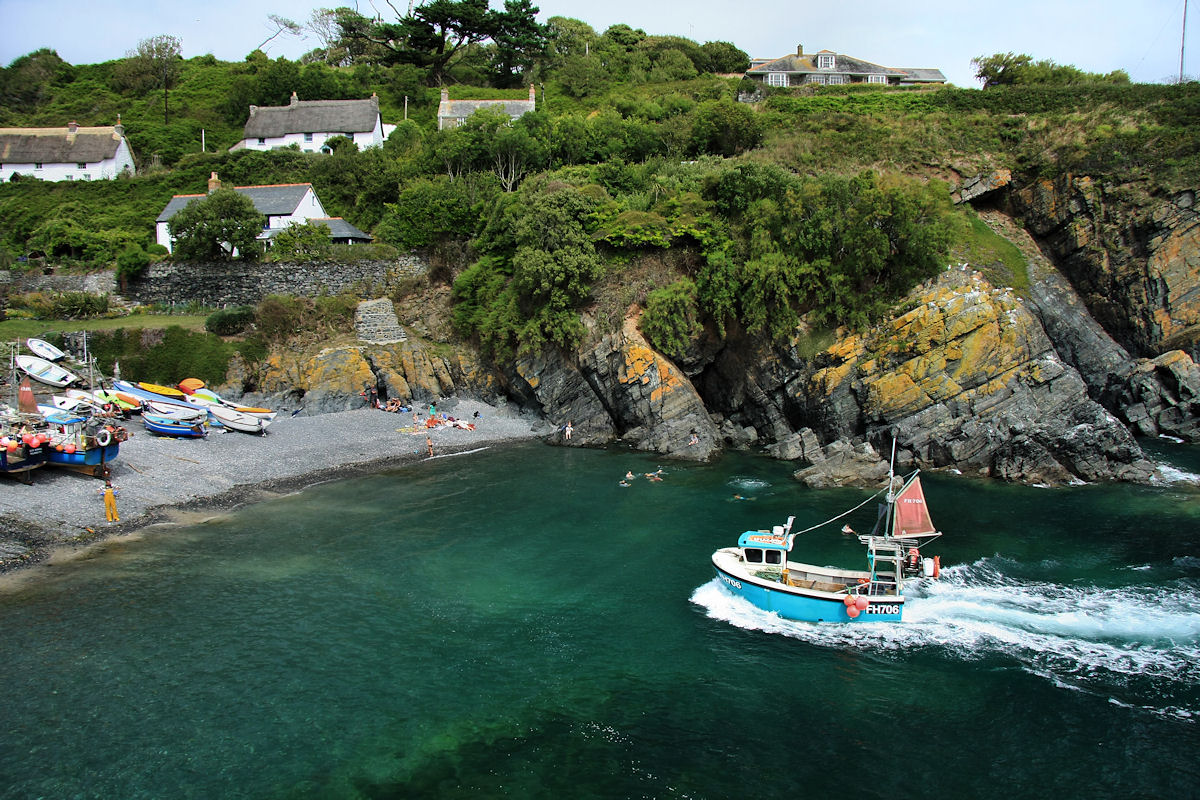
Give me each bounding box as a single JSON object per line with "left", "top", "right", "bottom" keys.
{"left": 797, "top": 44, "right": 804, "bottom": 56}
{"left": 208, "top": 172, "right": 221, "bottom": 194}
{"left": 290, "top": 91, "right": 298, "bottom": 105}
{"left": 440, "top": 88, "right": 449, "bottom": 103}
{"left": 249, "top": 104, "right": 257, "bottom": 117}
{"left": 529, "top": 84, "right": 536, "bottom": 103}
{"left": 67, "top": 120, "right": 78, "bottom": 134}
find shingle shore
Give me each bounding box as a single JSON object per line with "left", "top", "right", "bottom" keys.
{"left": 0, "top": 399, "right": 550, "bottom": 575}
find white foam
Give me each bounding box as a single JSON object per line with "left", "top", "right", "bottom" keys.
{"left": 691, "top": 556, "right": 1200, "bottom": 719}
{"left": 1152, "top": 464, "right": 1200, "bottom": 485}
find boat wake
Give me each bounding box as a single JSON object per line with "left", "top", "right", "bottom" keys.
{"left": 692, "top": 555, "right": 1200, "bottom": 721}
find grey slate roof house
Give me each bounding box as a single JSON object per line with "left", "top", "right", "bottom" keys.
{"left": 232, "top": 93, "right": 396, "bottom": 153}
{"left": 0, "top": 121, "right": 135, "bottom": 182}
{"left": 437, "top": 85, "right": 536, "bottom": 130}
{"left": 155, "top": 172, "right": 365, "bottom": 254}
{"left": 746, "top": 45, "right": 946, "bottom": 87}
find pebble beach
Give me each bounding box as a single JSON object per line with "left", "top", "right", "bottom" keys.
{"left": 0, "top": 398, "right": 551, "bottom": 575}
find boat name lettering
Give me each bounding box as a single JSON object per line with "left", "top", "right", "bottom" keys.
{"left": 865, "top": 604, "right": 900, "bottom": 615}
{"left": 745, "top": 535, "right": 781, "bottom": 544}
{"left": 719, "top": 573, "right": 743, "bottom": 590}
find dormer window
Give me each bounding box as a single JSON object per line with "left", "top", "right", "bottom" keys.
{"left": 817, "top": 53, "right": 835, "bottom": 69}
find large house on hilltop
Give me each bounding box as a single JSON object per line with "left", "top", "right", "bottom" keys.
{"left": 155, "top": 173, "right": 370, "bottom": 253}
{"left": 437, "top": 86, "right": 536, "bottom": 130}
{"left": 746, "top": 45, "right": 946, "bottom": 87}
{"left": 0, "top": 121, "right": 135, "bottom": 182}
{"left": 232, "top": 93, "right": 397, "bottom": 153}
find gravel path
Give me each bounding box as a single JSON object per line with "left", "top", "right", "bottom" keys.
{"left": 0, "top": 398, "right": 551, "bottom": 570}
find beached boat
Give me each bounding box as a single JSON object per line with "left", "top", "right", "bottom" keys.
{"left": 204, "top": 403, "right": 270, "bottom": 434}
{"left": 26, "top": 337, "right": 66, "bottom": 362}
{"left": 142, "top": 411, "right": 206, "bottom": 438}
{"left": 711, "top": 461, "right": 943, "bottom": 624}
{"left": 40, "top": 408, "right": 123, "bottom": 477}
{"left": 178, "top": 380, "right": 277, "bottom": 422}
{"left": 0, "top": 422, "right": 48, "bottom": 482}
{"left": 91, "top": 388, "right": 141, "bottom": 412}
{"left": 143, "top": 399, "right": 207, "bottom": 423}
{"left": 16, "top": 354, "right": 79, "bottom": 387}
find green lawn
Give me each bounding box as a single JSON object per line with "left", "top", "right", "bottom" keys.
{"left": 0, "top": 315, "right": 209, "bottom": 341}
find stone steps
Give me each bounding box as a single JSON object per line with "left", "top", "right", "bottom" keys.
{"left": 355, "top": 298, "right": 407, "bottom": 344}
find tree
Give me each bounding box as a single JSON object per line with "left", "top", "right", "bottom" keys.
{"left": 168, "top": 190, "right": 266, "bottom": 262}
{"left": 255, "top": 14, "right": 303, "bottom": 53}
{"left": 269, "top": 221, "right": 332, "bottom": 261}
{"left": 118, "top": 35, "right": 182, "bottom": 124}
{"left": 973, "top": 52, "right": 1131, "bottom": 88}
{"left": 700, "top": 41, "right": 750, "bottom": 73}
{"left": 331, "top": 0, "right": 547, "bottom": 86}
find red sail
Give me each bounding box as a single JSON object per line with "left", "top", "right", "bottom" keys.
{"left": 17, "top": 377, "right": 38, "bottom": 414}
{"left": 892, "top": 475, "right": 937, "bottom": 538}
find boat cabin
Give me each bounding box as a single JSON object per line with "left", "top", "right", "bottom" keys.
{"left": 737, "top": 527, "right": 793, "bottom": 569}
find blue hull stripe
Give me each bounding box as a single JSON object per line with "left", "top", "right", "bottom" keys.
{"left": 713, "top": 564, "right": 904, "bottom": 623}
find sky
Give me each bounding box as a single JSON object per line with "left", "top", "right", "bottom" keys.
{"left": 0, "top": 0, "right": 1194, "bottom": 88}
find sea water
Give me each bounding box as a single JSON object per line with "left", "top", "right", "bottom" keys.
{"left": 1, "top": 440, "right": 1198, "bottom": 799}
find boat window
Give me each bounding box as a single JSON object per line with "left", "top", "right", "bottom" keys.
{"left": 765, "top": 550, "right": 782, "bottom": 565}
{"left": 745, "top": 548, "right": 763, "bottom": 563}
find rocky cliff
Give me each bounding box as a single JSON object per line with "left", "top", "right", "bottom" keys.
{"left": 222, "top": 188, "right": 1199, "bottom": 487}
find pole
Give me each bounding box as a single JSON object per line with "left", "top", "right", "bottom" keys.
{"left": 1183, "top": 0, "right": 1190, "bottom": 84}
{"left": 404, "top": 95, "right": 408, "bottom": 120}
{"left": 201, "top": 129, "right": 206, "bottom": 152}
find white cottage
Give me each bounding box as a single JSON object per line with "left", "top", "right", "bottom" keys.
{"left": 232, "top": 93, "right": 397, "bottom": 153}
{"left": 0, "top": 121, "right": 135, "bottom": 182}
{"left": 437, "top": 85, "right": 536, "bottom": 130}
{"left": 155, "top": 173, "right": 337, "bottom": 253}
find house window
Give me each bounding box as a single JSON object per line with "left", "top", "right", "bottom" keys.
{"left": 81, "top": 174, "right": 90, "bottom": 180}
{"left": 35, "top": 163, "right": 43, "bottom": 170}
{"left": 258, "top": 137, "right": 266, "bottom": 145}
{"left": 826, "top": 74, "right": 845, "bottom": 85}
{"left": 868, "top": 74, "right": 888, "bottom": 85}
{"left": 806, "top": 75, "right": 826, "bottom": 85}
{"left": 817, "top": 54, "right": 835, "bottom": 69}
{"left": 77, "top": 163, "right": 86, "bottom": 169}
{"left": 304, "top": 133, "right": 313, "bottom": 142}
{"left": 766, "top": 72, "right": 788, "bottom": 87}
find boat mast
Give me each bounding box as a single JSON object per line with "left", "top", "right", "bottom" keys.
{"left": 884, "top": 438, "right": 898, "bottom": 536}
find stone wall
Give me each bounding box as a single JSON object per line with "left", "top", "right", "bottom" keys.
{"left": 123, "top": 256, "right": 429, "bottom": 307}
{"left": 4, "top": 270, "right": 117, "bottom": 296}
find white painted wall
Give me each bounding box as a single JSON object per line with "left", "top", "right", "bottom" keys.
{"left": 237, "top": 117, "right": 392, "bottom": 153}
{"left": 1, "top": 137, "right": 135, "bottom": 182}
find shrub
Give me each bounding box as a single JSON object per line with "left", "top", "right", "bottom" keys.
{"left": 640, "top": 278, "right": 701, "bottom": 357}
{"left": 115, "top": 244, "right": 150, "bottom": 281}
{"left": 205, "top": 305, "right": 256, "bottom": 335}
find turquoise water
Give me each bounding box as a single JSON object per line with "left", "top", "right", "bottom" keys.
{"left": 2, "top": 440, "right": 1199, "bottom": 799}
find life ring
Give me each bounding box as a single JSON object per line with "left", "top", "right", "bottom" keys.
{"left": 95, "top": 428, "right": 113, "bottom": 447}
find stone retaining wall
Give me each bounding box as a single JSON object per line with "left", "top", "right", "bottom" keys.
{"left": 124, "top": 256, "right": 428, "bottom": 307}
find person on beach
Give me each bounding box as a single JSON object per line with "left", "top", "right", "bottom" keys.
{"left": 426, "top": 435, "right": 434, "bottom": 458}
{"left": 99, "top": 480, "right": 120, "bottom": 523}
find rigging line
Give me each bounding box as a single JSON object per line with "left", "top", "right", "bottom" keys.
{"left": 790, "top": 485, "right": 888, "bottom": 536}
{"left": 1132, "top": 0, "right": 1187, "bottom": 77}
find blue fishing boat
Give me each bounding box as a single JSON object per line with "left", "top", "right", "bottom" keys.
{"left": 142, "top": 411, "right": 207, "bottom": 438}
{"left": 711, "top": 463, "right": 943, "bottom": 623}
{"left": 41, "top": 409, "right": 124, "bottom": 477}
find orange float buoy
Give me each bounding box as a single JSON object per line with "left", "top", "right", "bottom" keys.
{"left": 846, "top": 605, "right": 861, "bottom": 618}
{"left": 64, "top": 443, "right": 76, "bottom": 454}
{"left": 854, "top": 596, "right": 869, "bottom": 611}
{"left": 933, "top": 556, "right": 941, "bottom": 579}
{"left": 843, "top": 595, "right": 856, "bottom": 607}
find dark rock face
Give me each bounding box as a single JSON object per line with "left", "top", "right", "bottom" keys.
{"left": 1008, "top": 175, "right": 1200, "bottom": 362}
{"left": 510, "top": 317, "right": 721, "bottom": 460}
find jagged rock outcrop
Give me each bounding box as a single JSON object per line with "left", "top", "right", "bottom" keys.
{"left": 511, "top": 315, "right": 720, "bottom": 460}
{"left": 231, "top": 339, "right": 504, "bottom": 415}
{"left": 1008, "top": 175, "right": 1200, "bottom": 361}
{"left": 710, "top": 269, "right": 1157, "bottom": 486}
{"left": 980, "top": 208, "right": 1200, "bottom": 441}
